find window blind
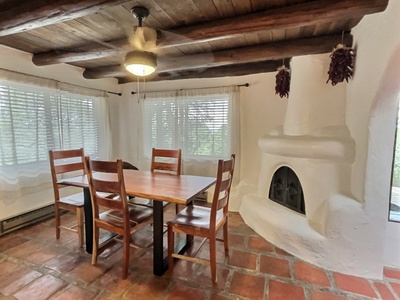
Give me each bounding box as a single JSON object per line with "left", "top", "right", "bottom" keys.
{"left": 141, "top": 87, "right": 233, "bottom": 159}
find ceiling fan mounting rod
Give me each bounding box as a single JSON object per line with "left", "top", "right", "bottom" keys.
{"left": 131, "top": 6, "right": 149, "bottom": 27}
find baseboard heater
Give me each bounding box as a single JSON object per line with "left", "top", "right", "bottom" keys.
{"left": 0, "top": 204, "right": 55, "bottom": 236}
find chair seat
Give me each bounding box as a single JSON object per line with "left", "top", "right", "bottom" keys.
{"left": 100, "top": 204, "right": 153, "bottom": 228}
{"left": 169, "top": 205, "right": 224, "bottom": 229}
{"left": 59, "top": 193, "right": 84, "bottom": 207}
{"left": 128, "top": 197, "right": 171, "bottom": 209}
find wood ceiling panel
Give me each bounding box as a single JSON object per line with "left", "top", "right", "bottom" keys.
{"left": 284, "top": 27, "right": 302, "bottom": 40}
{"left": 191, "top": 0, "right": 220, "bottom": 21}
{"left": 0, "top": 35, "right": 45, "bottom": 53}
{"left": 152, "top": 0, "right": 204, "bottom": 27}
{"left": 231, "top": 0, "right": 252, "bottom": 14}
{"left": 212, "top": 0, "right": 236, "bottom": 18}
{"left": 313, "top": 22, "right": 335, "bottom": 36}
{"left": 271, "top": 29, "right": 286, "bottom": 42}
{"left": 298, "top": 24, "right": 317, "bottom": 38}
{"left": 244, "top": 32, "right": 260, "bottom": 46}
{"left": 257, "top": 30, "right": 274, "bottom": 44}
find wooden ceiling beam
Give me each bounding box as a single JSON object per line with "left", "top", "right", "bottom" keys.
{"left": 83, "top": 33, "right": 352, "bottom": 79}
{"left": 0, "top": 0, "right": 131, "bottom": 37}
{"left": 162, "top": 0, "right": 387, "bottom": 46}
{"left": 32, "top": 0, "right": 385, "bottom": 66}
{"left": 117, "top": 59, "right": 288, "bottom": 84}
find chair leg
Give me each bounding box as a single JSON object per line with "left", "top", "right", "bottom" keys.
{"left": 91, "top": 225, "right": 99, "bottom": 265}
{"left": 168, "top": 224, "right": 175, "bottom": 270}
{"left": 223, "top": 220, "right": 229, "bottom": 256}
{"left": 55, "top": 205, "right": 60, "bottom": 239}
{"left": 209, "top": 234, "right": 217, "bottom": 283}
{"left": 76, "top": 207, "right": 84, "bottom": 248}
{"left": 122, "top": 234, "right": 130, "bottom": 279}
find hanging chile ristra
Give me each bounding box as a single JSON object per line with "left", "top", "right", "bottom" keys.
{"left": 326, "top": 43, "right": 354, "bottom": 86}
{"left": 275, "top": 65, "right": 290, "bottom": 98}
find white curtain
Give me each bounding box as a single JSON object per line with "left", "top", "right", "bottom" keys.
{"left": 0, "top": 69, "right": 111, "bottom": 192}
{"left": 138, "top": 86, "right": 240, "bottom": 180}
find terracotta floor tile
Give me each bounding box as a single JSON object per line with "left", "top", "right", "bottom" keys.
{"left": 275, "top": 247, "right": 293, "bottom": 256}
{"left": 68, "top": 261, "right": 109, "bottom": 283}
{"left": 333, "top": 272, "right": 377, "bottom": 298}
{"left": 374, "top": 281, "right": 396, "bottom": 300}
{"left": 389, "top": 282, "right": 400, "bottom": 298}
{"left": 51, "top": 284, "right": 97, "bottom": 300}
{"left": 0, "top": 235, "right": 28, "bottom": 252}
{"left": 310, "top": 290, "right": 347, "bottom": 300}
{"left": 13, "top": 274, "right": 67, "bottom": 300}
{"left": 384, "top": 267, "right": 400, "bottom": 281}
{"left": 268, "top": 279, "right": 306, "bottom": 300}
{"left": 248, "top": 236, "right": 275, "bottom": 252}
{"left": 16, "top": 222, "right": 48, "bottom": 236}
{"left": 92, "top": 267, "right": 132, "bottom": 294}
{"left": 25, "top": 245, "right": 67, "bottom": 265}
{"left": 229, "top": 271, "right": 265, "bottom": 300}
{"left": 44, "top": 252, "right": 87, "bottom": 273}
{"left": 0, "top": 266, "right": 42, "bottom": 296}
{"left": 294, "top": 261, "right": 331, "bottom": 287}
{"left": 165, "top": 259, "right": 199, "bottom": 282}
{"left": 228, "top": 233, "right": 245, "bottom": 247}
{"left": 166, "top": 284, "right": 207, "bottom": 300}
{"left": 210, "top": 294, "right": 231, "bottom": 300}
{"left": 260, "top": 255, "right": 291, "bottom": 278}
{"left": 5, "top": 240, "right": 42, "bottom": 258}
{"left": 228, "top": 249, "right": 257, "bottom": 270}
{"left": 3, "top": 212, "right": 400, "bottom": 300}
{"left": 192, "top": 265, "right": 230, "bottom": 290}
{"left": 123, "top": 274, "right": 171, "bottom": 300}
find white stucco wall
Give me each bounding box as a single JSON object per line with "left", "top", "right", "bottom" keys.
{"left": 348, "top": 0, "right": 400, "bottom": 270}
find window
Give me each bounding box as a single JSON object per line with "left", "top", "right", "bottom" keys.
{"left": 141, "top": 86, "right": 237, "bottom": 159}
{"left": 390, "top": 102, "right": 400, "bottom": 221}
{"left": 0, "top": 79, "right": 108, "bottom": 191}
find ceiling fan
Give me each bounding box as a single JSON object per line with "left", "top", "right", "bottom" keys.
{"left": 122, "top": 6, "right": 213, "bottom": 79}
{"left": 124, "top": 6, "right": 158, "bottom": 77}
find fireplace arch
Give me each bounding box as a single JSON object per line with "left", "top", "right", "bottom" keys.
{"left": 269, "top": 166, "right": 305, "bottom": 214}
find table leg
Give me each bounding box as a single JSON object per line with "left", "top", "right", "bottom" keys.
{"left": 153, "top": 200, "right": 166, "bottom": 276}
{"left": 83, "top": 188, "right": 93, "bottom": 253}
{"left": 153, "top": 201, "right": 195, "bottom": 276}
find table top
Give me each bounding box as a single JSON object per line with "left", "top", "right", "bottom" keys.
{"left": 58, "top": 170, "right": 216, "bottom": 205}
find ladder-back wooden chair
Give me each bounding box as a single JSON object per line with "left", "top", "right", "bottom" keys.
{"left": 167, "top": 154, "right": 235, "bottom": 282}
{"left": 49, "top": 148, "right": 86, "bottom": 248}
{"left": 85, "top": 157, "right": 154, "bottom": 279}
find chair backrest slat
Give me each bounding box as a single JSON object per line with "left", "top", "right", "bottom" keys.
{"left": 54, "top": 162, "right": 85, "bottom": 174}
{"left": 211, "top": 154, "right": 235, "bottom": 223}
{"left": 49, "top": 148, "right": 86, "bottom": 199}
{"left": 151, "top": 148, "right": 181, "bottom": 175}
{"left": 86, "top": 157, "right": 129, "bottom": 227}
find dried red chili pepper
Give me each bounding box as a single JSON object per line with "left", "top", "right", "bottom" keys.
{"left": 275, "top": 66, "right": 290, "bottom": 98}
{"left": 327, "top": 44, "right": 354, "bottom": 86}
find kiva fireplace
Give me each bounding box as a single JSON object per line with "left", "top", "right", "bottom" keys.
{"left": 239, "top": 54, "right": 384, "bottom": 278}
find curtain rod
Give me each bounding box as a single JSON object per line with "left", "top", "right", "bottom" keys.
{"left": 0, "top": 68, "right": 121, "bottom": 96}
{"left": 107, "top": 91, "right": 122, "bottom": 96}
{"left": 130, "top": 83, "right": 250, "bottom": 95}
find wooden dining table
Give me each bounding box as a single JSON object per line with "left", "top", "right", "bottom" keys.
{"left": 58, "top": 169, "right": 216, "bottom": 276}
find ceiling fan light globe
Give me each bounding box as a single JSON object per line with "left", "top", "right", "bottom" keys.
{"left": 124, "top": 51, "right": 157, "bottom": 76}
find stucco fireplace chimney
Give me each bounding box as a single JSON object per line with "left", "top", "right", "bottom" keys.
{"left": 239, "top": 54, "right": 384, "bottom": 278}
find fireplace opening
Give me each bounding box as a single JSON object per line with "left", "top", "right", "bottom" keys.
{"left": 269, "top": 166, "right": 305, "bottom": 214}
